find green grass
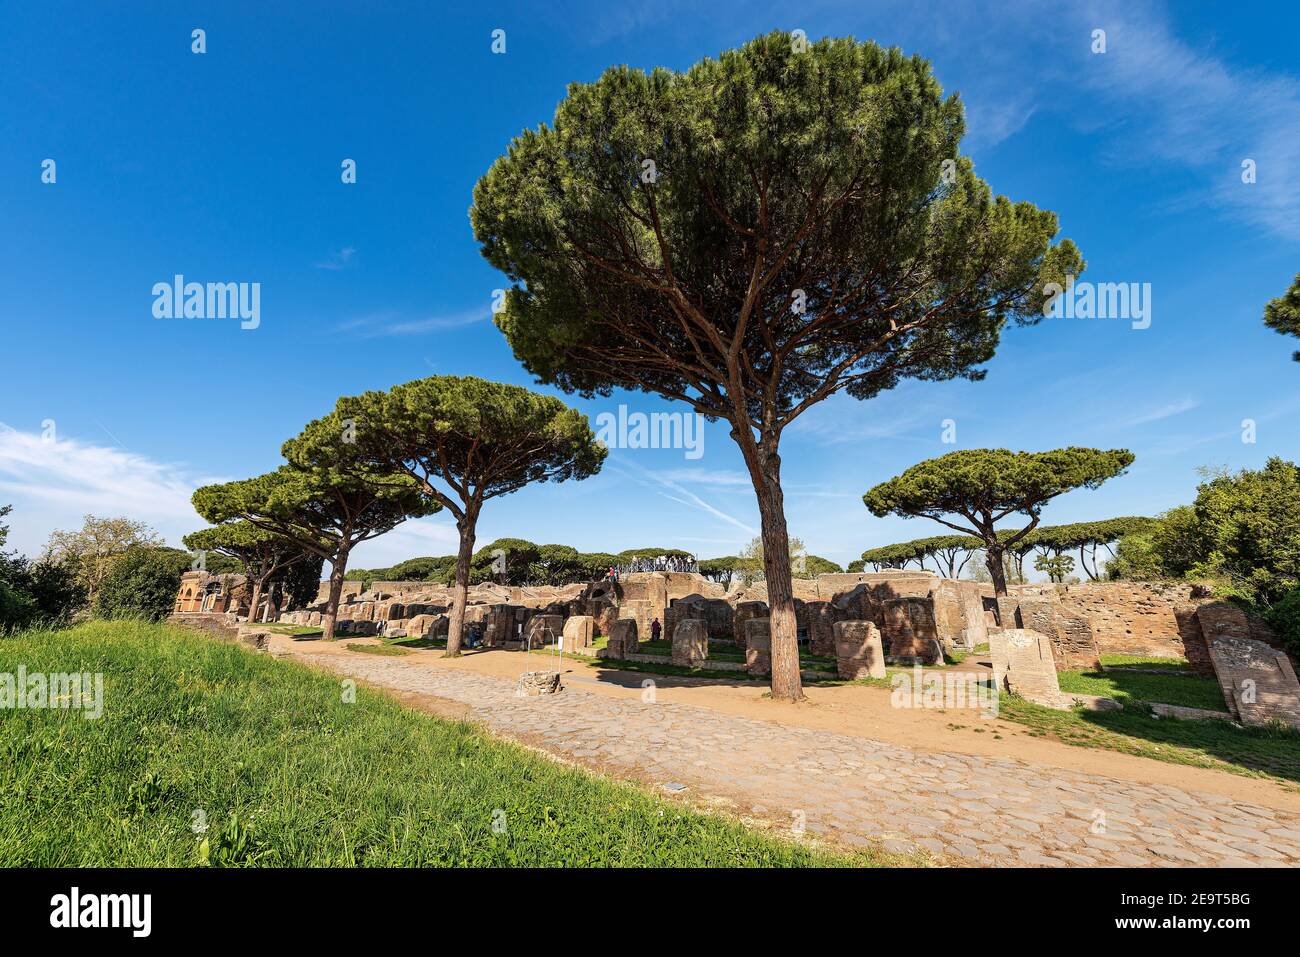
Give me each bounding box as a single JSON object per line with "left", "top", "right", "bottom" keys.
{"left": 1057, "top": 668, "right": 1228, "bottom": 712}
{"left": 1099, "top": 654, "right": 1192, "bottom": 671}
{"left": 0, "top": 620, "right": 882, "bottom": 867}
{"left": 385, "top": 634, "right": 446, "bottom": 650}
{"left": 998, "top": 696, "right": 1300, "bottom": 786}
{"left": 259, "top": 624, "right": 323, "bottom": 637}
{"left": 346, "top": 642, "right": 409, "bottom": 656}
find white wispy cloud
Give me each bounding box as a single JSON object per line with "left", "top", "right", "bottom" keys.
{"left": 334, "top": 308, "right": 487, "bottom": 338}
{"left": 607, "top": 456, "right": 758, "bottom": 536}
{"left": 314, "top": 246, "right": 356, "bottom": 271}
{"left": 1121, "top": 397, "right": 1200, "bottom": 427}
{"left": 0, "top": 423, "right": 220, "bottom": 555}
{"left": 1070, "top": 2, "right": 1300, "bottom": 239}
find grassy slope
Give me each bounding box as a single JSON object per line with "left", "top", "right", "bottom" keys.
{"left": 0, "top": 621, "right": 872, "bottom": 867}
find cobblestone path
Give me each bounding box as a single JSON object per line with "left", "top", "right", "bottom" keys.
{"left": 293, "top": 647, "right": 1300, "bottom": 867}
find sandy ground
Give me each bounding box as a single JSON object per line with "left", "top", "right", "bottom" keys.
{"left": 277, "top": 635, "right": 1300, "bottom": 814}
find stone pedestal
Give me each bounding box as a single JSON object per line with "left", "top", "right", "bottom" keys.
{"left": 744, "top": 618, "right": 771, "bottom": 674}
{"left": 993, "top": 628, "right": 1063, "bottom": 707}
{"left": 672, "top": 619, "right": 709, "bottom": 665}
{"left": 834, "top": 620, "right": 885, "bottom": 680}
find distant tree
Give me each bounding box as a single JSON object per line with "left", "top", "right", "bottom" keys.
{"left": 183, "top": 522, "right": 312, "bottom": 624}
{"left": 865, "top": 448, "right": 1134, "bottom": 595}
{"left": 94, "top": 547, "right": 190, "bottom": 621}
{"left": 387, "top": 556, "right": 456, "bottom": 582}
{"left": 1264, "top": 272, "right": 1300, "bottom": 362}
{"left": 616, "top": 547, "right": 694, "bottom": 563}
{"left": 43, "top": 515, "right": 164, "bottom": 601}
{"left": 335, "top": 377, "right": 605, "bottom": 656}
{"left": 699, "top": 556, "right": 741, "bottom": 588}
{"left": 738, "top": 535, "right": 807, "bottom": 579}
{"left": 802, "top": 555, "right": 843, "bottom": 576}
{"left": 1108, "top": 507, "right": 1201, "bottom": 582}
{"left": 471, "top": 30, "right": 1083, "bottom": 702}
{"left": 1034, "top": 552, "right": 1075, "bottom": 583}
{"left": 846, "top": 559, "right": 866, "bottom": 573}
{"left": 533, "top": 544, "right": 584, "bottom": 585}
{"left": 193, "top": 463, "right": 431, "bottom": 640}
{"left": 1032, "top": 517, "right": 1154, "bottom": 580}
{"left": 924, "top": 535, "right": 983, "bottom": 577}
{"left": 576, "top": 552, "right": 620, "bottom": 580}
{"left": 470, "top": 538, "right": 543, "bottom": 586}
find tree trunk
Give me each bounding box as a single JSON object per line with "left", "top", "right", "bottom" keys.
{"left": 245, "top": 578, "right": 263, "bottom": 625}
{"left": 444, "top": 510, "right": 479, "bottom": 658}
{"left": 750, "top": 460, "right": 804, "bottom": 703}
{"left": 321, "top": 554, "right": 348, "bottom": 640}
{"left": 985, "top": 544, "right": 1009, "bottom": 596}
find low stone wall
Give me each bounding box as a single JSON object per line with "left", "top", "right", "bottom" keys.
{"left": 1010, "top": 581, "right": 1214, "bottom": 659}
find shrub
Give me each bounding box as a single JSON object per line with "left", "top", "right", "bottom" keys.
{"left": 1266, "top": 589, "right": 1300, "bottom": 658}
{"left": 94, "top": 548, "right": 190, "bottom": 621}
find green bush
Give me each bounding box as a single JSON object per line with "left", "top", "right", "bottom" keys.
{"left": 94, "top": 548, "right": 189, "bottom": 621}
{"left": 1267, "top": 589, "right": 1300, "bottom": 658}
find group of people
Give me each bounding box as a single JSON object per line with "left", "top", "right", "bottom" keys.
{"left": 606, "top": 555, "right": 697, "bottom": 580}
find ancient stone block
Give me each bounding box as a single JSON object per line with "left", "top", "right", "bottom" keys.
{"left": 523, "top": 613, "right": 564, "bottom": 648}
{"left": 606, "top": 618, "right": 639, "bottom": 658}
{"left": 1201, "top": 604, "right": 1300, "bottom": 728}
{"left": 994, "top": 628, "right": 1063, "bottom": 708}
{"left": 1014, "top": 600, "right": 1101, "bottom": 671}
{"left": 561, "top": 615, "right": 595, "bottom": 653}
{"left": 732, "top": 601, "right": 768, "bottom": 648}
{"left": 881, "top": 597, "right": 943, "bottom": 664}
{"left": 834, "top": 620, "right": 885, "bottom": 680}
{"left": 744, "top": 618, "right": 771, "bottom": 675}
{"left": 805, "top": 601, "right": 837, "bottom": 657}
{"left": 671, "top": 619, "right": 709, "bottom": 666}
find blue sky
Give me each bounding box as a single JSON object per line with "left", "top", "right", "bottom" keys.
{"left": 1, "top": 0, "right": 1298, "bottom": 575}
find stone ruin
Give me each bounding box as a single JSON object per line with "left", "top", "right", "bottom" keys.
{"left": 180, "top": 564, "right": 1299, "bottom": 725}
{"left": 671, "top": 619, "right": 709, "bottom": 666}
{"left": 834, "top": 621, "right": 885, "bottom": 681}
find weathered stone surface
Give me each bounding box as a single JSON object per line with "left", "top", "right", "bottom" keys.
{"left": 834, "top": 620, "right": 885, "bottom": 680}
{"left": 995, "top": 628, "right": 1063, "bottom": 708}
{"left": 514, "top": 670, "right": 561, "bottom": 697}
{"left": 1010, "top": 580, "right": 1232, "bottom": 660}
{"left": 605, "top": 618, "right": 639, "bottom": 658}
{"left": 671, "top": 619, "right": 709, "bottom": 666}
{"left": 1004, "top": 599, "right": 1101, "bottom": 671}
{"left": 523, "top": 613, "right": 564, "bottom": 648}
{"left": 732, "top": 601, "right": 768, "bottom": 649}
{"left": 881, "top": 597, "right": 943, "bottom": 664}
{"left": 805, "top": 601, "right": 837, "bottom": 657}
{"left": 561, "top": 615, "right": 595, "bottom": 654}
{"left": 743, "top": 618, "right": 771, "bottom": 674}
{"left": 1202, "top": 605, "right": 1300, "bottom": 728}
{"left": 285, "top": 642, "right": 1300, "bottom": 868}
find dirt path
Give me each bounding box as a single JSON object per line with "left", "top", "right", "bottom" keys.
{"left": 273, "top": 636, "right": 1300, "bottom": 866}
